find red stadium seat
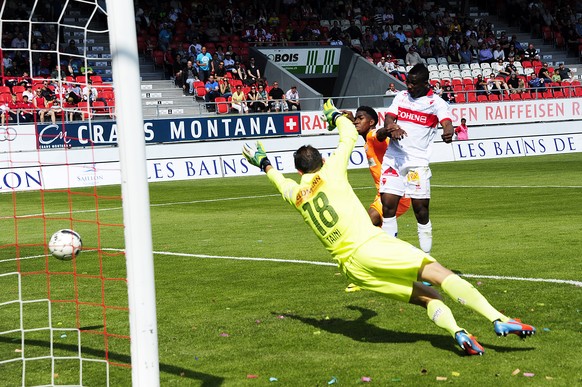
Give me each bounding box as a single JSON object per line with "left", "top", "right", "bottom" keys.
{"left": 215, "top": 97, "right": 229, "bottom": 114}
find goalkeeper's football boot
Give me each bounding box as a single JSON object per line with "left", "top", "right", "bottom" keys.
{"left": 494, "top": 319, "right": 536, "bottom": 338}
{"left": 345, "top": 283, "right": 362, "bottom": 293}
{"left": 455, "top": 330, "right": 484, "bottom": 356}
{"left": 323, "top": 99, "right": 341, "bottom": 130}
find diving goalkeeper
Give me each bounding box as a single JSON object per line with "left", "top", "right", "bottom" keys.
{"left": 242, "top": 99, "right": 536, "bottom": 356}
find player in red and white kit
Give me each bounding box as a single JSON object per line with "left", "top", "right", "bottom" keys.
{"left": 380, "top": 64, "right": 454, "bottom": 253}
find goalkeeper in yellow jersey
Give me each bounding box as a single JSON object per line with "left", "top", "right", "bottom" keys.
{"left": 242, "top": 99, "right": 536, "bottom": 356}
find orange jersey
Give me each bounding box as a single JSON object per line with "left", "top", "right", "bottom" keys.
{"left": 365, "top": 129, "right": 387, "bottom": 189}
{"left": 365, "top": 129, "right": 411, "bottom": 218}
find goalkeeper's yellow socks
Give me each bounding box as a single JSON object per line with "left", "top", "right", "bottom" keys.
{"left": 441, "top": 274, "right": 508, "bottom": 322}
{"left": 427, "top": 299, "right": 462, "bottom": 337}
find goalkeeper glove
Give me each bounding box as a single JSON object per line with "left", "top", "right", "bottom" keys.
{"left": 242, "top": 141, "right": 272, "bottom": 172}
{"left": 323, "top": 98, "right": 342, "bottom": 131}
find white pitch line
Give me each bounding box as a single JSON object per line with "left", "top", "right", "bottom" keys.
{"left": 156, "top": 251, "right": 582, "bottom": 288}
{"left": 3, "top": 184, "right": 580, "bottom": 220}
{"left": 3, "top": 250, "right": 580, "bottom": 287}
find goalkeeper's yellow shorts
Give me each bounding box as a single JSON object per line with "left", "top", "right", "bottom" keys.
{"left": 338, "top": 233, "right": 435, "bottom": 303}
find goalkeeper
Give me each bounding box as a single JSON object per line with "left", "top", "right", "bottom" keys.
{"left": 242, "top": 99, "right": 536, "bottom": 356}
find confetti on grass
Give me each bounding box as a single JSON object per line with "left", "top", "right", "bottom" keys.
{"left": 247, "top": 374, "right": 258, "bottom": 379}
{"left": 436, "top": 376, "right": 448, "bottom": 381}
{"left": 220, "top": 332, "right": 229, "bottom": 337}
{"left": 512, "top": 369, "right": 521, "bottom": 376}
{"left": 361, "top": 376, "right": 371, "bottom": 382}
{"left": 269, "top": 377, "right": 278, "bottom": 382}
{"left": 523, "top": 373, "right": 535, "bottom": 377}
{"left": 328, "top": 376, "right": 337, "bottom": 384}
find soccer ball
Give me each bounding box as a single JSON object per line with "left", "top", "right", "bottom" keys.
{"left": 48, "top": 229, "right": 82, "bottom": 260}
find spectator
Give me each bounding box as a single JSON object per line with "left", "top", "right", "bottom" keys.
{"left": 22, "top": 85, "right": 34, "bottom": 101}
{"left": 385, "top": 83, "right": 398, "bottom": 95}
{"left": 419, "top": 40, "right": 433, "bottom": 59}
{"left": 64, "top": 39, "right": 80, "bottom": 57}
{"left": 6, "top": 94, "right": 19, "bottom": 124}
{"left": 63, "top": 97, "right": 80, "bottom": 121}
{"left": 528, "top": 73, "right": 546, "bottom": 92}
{"left": 454, "top": 118, "right": 469, "bottom": 140}
{"left": 492, "top": 44, "right": 505, "bottom": 61}
{"left": 157, "top": 24, "right": 172, "bottom": 52}
{"left": 11, "top": 33, "right": 27, "bottom": 48}
{"left": 432, "top": 81, "right": 443, "bottom": 97}
{"left": 214, "top": 61, "right": 228, "bottom": 80}
{"left": 504, "top": 57, "right": 519, "bottom": 76}
{"left": 247, "top": 84, "right": 268, "bottom": 113}
{"left": 522, "top": 43, "right": 540, "bottom": 62}
{"left": 267, "top": 81, "right": 287, "bottom": 112}
{"left": 182, "top": 60, "right": 200, "bottom": 96}
{"left": 196, "top": 46, "right": 213, "bottom": 82}
{"left": 218, "top": 78, "right": 232, "bottom": 99}
{"left": 18, "top": 95, "right": 35, "bottom": 123}
{"left": 230, "top": 85, "right": 248, "bottom": 114}
{"left": 551, "top": 68, "right": 561, "bottom": 83}
{"left": 285, "top": 85, "right": 301, "bottom": 111}
{"left": 67, "top": 83, "right": 83, "bottom": 104}
{"left": 204, "top": 75, "right": 220, "bottom": 111}
{"left": 557, "top": 63, "right": 572, "bottom": 80}
{"left": 459, "top": 43, "right": 473, "bottom": 64}
{"left": 475, "top": 74, "right": 489, "bottom": 95}
{"left": 246, "top": 57, "right": 261, "bottom": 86}
{"left": 507, "top": 73, "right": 526, "bottom": 94}
{"left": 223, "top": 52, "right": 235, "bottom": 72}
{"left": 33, "top": 89, "right": 49, "bottom": 123}
{"left": 477, "top": 43, "right": 494, "bottom": 63}
{"left": 405, "top": 47, "right": 422, "bottom": 66}
{"left": 45, "top": 99, "right": 63, "bottom": 125}
{"left": 447, "top": 47, "right": 462, "bottom": 65}
{"left": 491, "top": 72, "right": 511, "bottom": 95}
{"left": 376, "top": 56, "right": 391, "bottom": 72}
{"left": 232, "top": 61, "right": 248, "bottom": 84}
{"left": 538, "top": 63, "right": 552, "bottom": 83}
{"left": 82, "top": 80, "right": 99, "bottom": 104}
{"left": 441, "top": 84, "right": 456, "bottom": 103}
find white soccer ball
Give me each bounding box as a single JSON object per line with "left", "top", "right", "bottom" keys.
{"left": 48, "top": 229, "right": 82, "bottom": 261}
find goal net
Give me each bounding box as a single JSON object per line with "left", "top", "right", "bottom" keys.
{"left": 0, "top": 1, "right": 158, "bottom": 386}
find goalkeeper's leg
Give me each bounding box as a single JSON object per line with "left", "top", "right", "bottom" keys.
{"left": 420, "top": 262, "right": 507, "bottom": 322}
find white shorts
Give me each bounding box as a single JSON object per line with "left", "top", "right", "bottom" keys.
{"left": 379, "top": 164, "right": 432, "bottom": 199}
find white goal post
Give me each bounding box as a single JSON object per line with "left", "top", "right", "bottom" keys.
{"left": 106, "top": 0, "right": 160, "bottom": 385}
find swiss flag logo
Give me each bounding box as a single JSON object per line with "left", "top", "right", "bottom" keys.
{"left": 283, "top": 115, "right": 300, "bottom": 133}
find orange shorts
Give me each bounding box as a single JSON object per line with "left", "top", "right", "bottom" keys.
{"left": 370, "top": 193, "right": 411, "bottom": 218}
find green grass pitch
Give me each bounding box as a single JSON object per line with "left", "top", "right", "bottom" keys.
{"left": 1, "top": 152, "right": 581, "bottom": 386}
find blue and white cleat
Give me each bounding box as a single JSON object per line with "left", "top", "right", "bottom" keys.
{"left": 455, "top": 330, "right": 484, "bottom": 356}
{"left": 494, "top": 319, "right": 536, "bottom": 338}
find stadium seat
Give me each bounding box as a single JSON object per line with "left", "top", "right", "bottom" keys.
{"left": 553, "top": 90, "right": 565, "bottom": 98}
{"left": 510, "top": 93, "right": 521, "bottom": 100}
{"left": 467, "top": 93, "right": 477, "bottom": 103}
{"left": 456, "top": 92, "right": 466, "bottom": 103}
{"left": 477, "top": 95, "right": 488, "bottom": 102}
{"left": 215, "top": 97, "right": 229, "bottom": 114}
{"left": 195, "top": 86, "right": 206, "bottom": 100}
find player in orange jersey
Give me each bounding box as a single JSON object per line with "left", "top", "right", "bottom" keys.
{"left": 341, "top": 106, "right": 411, "bottom": 227}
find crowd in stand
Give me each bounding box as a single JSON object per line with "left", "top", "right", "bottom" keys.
{"left": 135, "top": 0, "right": 581, "bottom": 110}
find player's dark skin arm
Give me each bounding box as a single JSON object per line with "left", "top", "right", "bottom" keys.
{"left": 383, "top": 115, "right": 407, "bottom": 140}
